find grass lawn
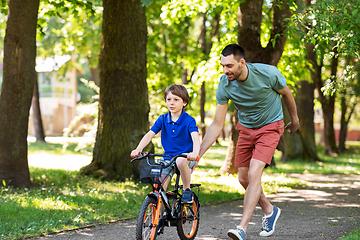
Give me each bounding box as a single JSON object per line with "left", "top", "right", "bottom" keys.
{"left": 0, "top": 139, "right": 359, "bottom": 239}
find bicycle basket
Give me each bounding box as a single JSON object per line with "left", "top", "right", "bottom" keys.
{"left": 138, "top": 158, "right": 163, "bottom": 184}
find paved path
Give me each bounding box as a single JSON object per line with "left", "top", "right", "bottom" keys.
{"left": 35, "top": 174, "right": 360, "bottom": 240}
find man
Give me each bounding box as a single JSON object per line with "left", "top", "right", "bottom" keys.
{"left": 198, "top": 44, "right": 299, "bottom": 240}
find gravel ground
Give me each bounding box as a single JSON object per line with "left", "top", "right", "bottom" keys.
{"left": 33, "top": 173, "right": 360, "bottom": 240}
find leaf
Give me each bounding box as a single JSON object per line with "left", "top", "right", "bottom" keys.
{"left": 141, "top": 0, "right": 153, "bottom": 7}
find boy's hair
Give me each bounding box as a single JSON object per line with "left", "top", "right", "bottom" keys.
{"left": 221, "top": 44, "right": 246, "bottom": 62}
{"left": 164, "top": 84, "right": 190, "bottom": 108}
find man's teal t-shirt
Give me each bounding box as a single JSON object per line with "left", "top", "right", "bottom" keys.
{"left": 216, "top": 62, "right": 286, "bottom": 128}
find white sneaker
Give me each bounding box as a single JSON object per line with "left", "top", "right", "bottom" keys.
{"left": 228, "top": 225, "right": 246, "bottom": 240}
{"left": 259, "top": 206, "right": 281, "bottom": 237}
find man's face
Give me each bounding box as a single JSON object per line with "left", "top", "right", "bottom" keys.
{"left": 220, "top": 54, "right": 243, "bottom": 81}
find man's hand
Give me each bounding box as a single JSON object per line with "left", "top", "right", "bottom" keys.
{"left": 285, "top": 120, "right": 300, "bottom": 134}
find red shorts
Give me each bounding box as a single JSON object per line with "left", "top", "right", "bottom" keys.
{"left": 235, "top": 120, "right": 284, "bottom": 167}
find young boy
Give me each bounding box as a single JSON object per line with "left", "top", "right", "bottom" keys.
{"left": 131, "top": 84, "right": 200, "bottom": 204}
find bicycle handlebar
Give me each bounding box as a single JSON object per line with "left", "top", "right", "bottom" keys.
{"left": 130, "top": 152, "right": 197, "bottom": 169}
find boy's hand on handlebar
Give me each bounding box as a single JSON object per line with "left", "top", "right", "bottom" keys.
{"left": 187, "top": 152, "right": 200, "bottom": 162}
{"left": 130, "top": 149, "right": 141, "bottom": 158}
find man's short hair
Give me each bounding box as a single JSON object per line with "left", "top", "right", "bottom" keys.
{"left": 221, "top": 44, "right": 246, "bottom": 62}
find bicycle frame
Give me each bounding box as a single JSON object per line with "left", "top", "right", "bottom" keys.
{"left": 143, "top": 155, "right": 185, "bottom": 228}
{"left": 132, "top": 152, "right": 201, "bottom": 240}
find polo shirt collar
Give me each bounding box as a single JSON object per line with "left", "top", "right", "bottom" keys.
{"left": 165, "top": 110, "right": 185, "bottom": 125}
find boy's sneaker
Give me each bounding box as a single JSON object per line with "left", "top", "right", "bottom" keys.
{"left": 259, "top": 205, "right": 281, "bottom": 237}
{"left": 181, "top": 188, "right": 193, "bottom": 204}
{"left": 227, "top": 225, "right": 246, "bottom": 240}
{"left": 156, "top": 218, "right": 164, "bottom": 235}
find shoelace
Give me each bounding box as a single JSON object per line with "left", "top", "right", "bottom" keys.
{"left": 261, "top": 216, "right": 270, "bottom": 231}
{"left": 236, "top": 225, "right": 245, "bottom": 234}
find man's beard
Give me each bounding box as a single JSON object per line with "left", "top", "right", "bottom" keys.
{"left": 228, "top": 69, "right": 242, "bottom": 81}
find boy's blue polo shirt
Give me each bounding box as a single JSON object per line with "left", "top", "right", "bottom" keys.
{"left": 150, "top": 110, "right": 198, "bottom": 156}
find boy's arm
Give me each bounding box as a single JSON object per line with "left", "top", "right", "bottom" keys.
{"left": 188, "top": 131, "right": 200, "bottom": 173}
{"left": 130, "top": 130, "right": 156, "bottom": 157}
{"left": 189, "top": 131, "right": 200, "bottom": 157}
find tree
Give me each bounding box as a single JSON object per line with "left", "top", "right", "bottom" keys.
{"left": 337, "top": 56, "right": 359, "bottom": 152}
{"left": 81, "top": 0, "right": 149, "bottom": 180}
{"left": 31, "top": 73, "right": 46, "bottom": 142}
{"left": 294, "top": 0, "right": 360, "bottom": 57}
{"left": 0, "top": 0, "right": 40, "bottom": 188}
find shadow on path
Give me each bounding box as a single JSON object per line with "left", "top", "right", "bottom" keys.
{"left": 36, "top": 174, "right": 360, "bottom": 240}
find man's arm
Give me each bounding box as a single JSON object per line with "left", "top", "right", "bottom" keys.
{"left": 199, "top": 103, "right": 228, "bottom": 157}
{"left": 277, "top": 85, "right": 300, "bottom": 133}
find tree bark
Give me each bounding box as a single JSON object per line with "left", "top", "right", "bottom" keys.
{"left": 199, "top": 82, "right": 206, "bottom": 139}
{"left": 32, "top": 72, "right": 46, "bottom": 142}
{"left": 219, "top": 109, "right": 239, "bottom": 174}
{"left": 81, "top": 0, "right": 149, "bottom": 181}
{"left": 295, "top": 80, "right": 319, "bottom": 161}
{"left": 339, "top": 92, "right": 357, "bottom": 152}
{"left": 0, "top": 0, "right": 40, "bottom": 188}
{"left": 306, "top": 43, "right": 337, "bottom": 155}
{"left": 280, "top": 101, "right": 303, "bottom": 162}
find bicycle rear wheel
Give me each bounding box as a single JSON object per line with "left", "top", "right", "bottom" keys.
{"left": 136, "top": 197, "right": 158, "bottom": 240}
{"left": 176, "top": 195, "right": 200, "bottom": 240}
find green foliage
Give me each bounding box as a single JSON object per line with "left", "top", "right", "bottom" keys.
{"left": 291, "top": 0, "right": 360, "bottom": 56}
{"left": 269, "top": 142, "right": 360, "bottom": 175}
{"left": 338, "top": 228, "right": 360, "bottom": 240}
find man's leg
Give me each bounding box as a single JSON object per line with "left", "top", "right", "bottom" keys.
{"left": 237, "top": 158, "right": 267, "bottom": 232}
{"left": 238, "top": 165, "right": 273, "bottom": 217}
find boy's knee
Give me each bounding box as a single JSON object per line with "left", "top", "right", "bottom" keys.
{"left": 176, "top": 157, "right": 187, "bottom": 167}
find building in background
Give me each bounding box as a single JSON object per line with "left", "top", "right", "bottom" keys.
{"left": 28, "top": 55, "right": 78, "bottom": 136}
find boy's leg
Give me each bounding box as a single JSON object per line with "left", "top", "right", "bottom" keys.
{"left": 176, "top": 157, "right": 194, "bottom": 204}
{"left": 176, "top": 157, "right": 191, "bottom": 190}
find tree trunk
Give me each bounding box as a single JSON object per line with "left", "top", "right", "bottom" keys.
{"left": 81, "top": 0, "right": 149, "bottom": 181}
{"left": 32, "top": 72, "right": 46, "bottom": 142}
{"left": 306, "top": 43, "right": 337, "bottom": 155}
{"left": 280, "top": 101, "right": 303, "bottom": 162}
{"left": 87, "top": 56, "right": 101, "bottom": 87}
{"left": 200, "top": 82, "right": 206, "bottom": 139}
{"left": 219, "top": 109, "right": 239, "bottom": 174}
{"left": 295, "top": 80, "right": 319, "bottom": 161}
{"left": 321, "top": 52, "right": 338, "bottom": 155}
{"left": 339, "top": 93, "right": 357, "bottom": 152}
{"left": 0, "top": 0, "right": 40, "bottom": 188}
{"left": 220, "top": 0, "right": 292, "bottom": 172}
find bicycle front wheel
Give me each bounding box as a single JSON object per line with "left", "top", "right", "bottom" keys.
{"left": 176, "top": 195, "right": 200, "bottom": 240}
{"left": 136, "top": 197, "right": 158, "bottom": 240}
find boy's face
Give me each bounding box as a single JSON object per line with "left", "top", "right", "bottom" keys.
{"left": 165, "top": 92, "right": 187, "bottom": 115}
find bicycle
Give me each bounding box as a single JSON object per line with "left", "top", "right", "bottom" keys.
{"left": 131, "top": 152, "right": 201, "bottom": 240}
